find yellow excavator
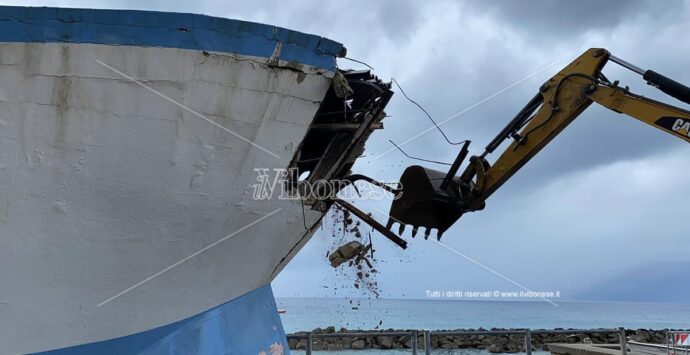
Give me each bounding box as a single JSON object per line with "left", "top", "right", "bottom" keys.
{"left": 335, "top": 48, "right": 690, "bottom": 248}
{"left": 385, "top": 48, "right": 690, "bottom": 242}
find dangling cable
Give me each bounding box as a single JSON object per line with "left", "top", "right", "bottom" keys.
{"left": 342, "top": 57, "right": 375, "bottom": 70}
{"left": 392, "top": 78, "right": 469, "bottom": 146}
{"left": 388, "top": 140, "right": 452, "bottom": 166}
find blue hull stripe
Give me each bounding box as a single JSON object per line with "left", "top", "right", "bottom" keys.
{"left": 32, "top": 284, "right": 290, "bottom": 355}
{"left": 0, "top": 6, "right": 342, "bottom": 71}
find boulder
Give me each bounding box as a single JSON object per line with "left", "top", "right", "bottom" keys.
{"left": 312, "top": 338, "right": 324, "bottom": 351}
{"left": 351, "top": 339, "right": 366, "bottom": 349}
{"left": 487, "top": 343, "right": 503, "bottom": 353}
{"left": 295, "top": 340, "right": 306, "bottom": 350}
{"left": 378, "top": 336, "right": 393, "bottom": 349}
{"left": 398, "top": 335, "right": 411, "bottom": 348}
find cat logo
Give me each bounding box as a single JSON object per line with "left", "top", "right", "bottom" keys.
{"left": 655, "top": 116, "right": 690, "bottom": 137}
{"left": 672, "top": 118, "right": 690, "bottom": 136}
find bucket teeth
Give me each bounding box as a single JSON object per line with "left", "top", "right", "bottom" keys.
{"left": 437, "top": 231, "right": 443, "bottom": 241}
{"left": 388, "top": 165, "right": 468, "bottom": 242}
{"left": 385, "top": 219, "right": 393, "bottom": 230}
{"left": 424, "top": 228, "right": 431, "bottom": 240}
{"left": 411, "top": 226, "right": 418, "bottom": 238}
{"left": 398, "top": 223, "right": 405, "bottom": 235}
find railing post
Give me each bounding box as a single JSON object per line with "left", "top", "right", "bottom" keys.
{"left": 525, "top": 329, "right": 533, "bottom": 355}
{"left": 424, "top": 330, "right": 432, "bottom": 355}
{"left": 411, "top": 330, "right": 418, "bottom": 355}
{"left": 619, "top": 327, "right": 627, "bottom": 355}
{"left": 306, "top": 331, "right": 312, "bottom": 355}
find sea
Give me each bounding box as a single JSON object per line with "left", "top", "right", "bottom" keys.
{"left": 277, "top": 298, "right": 690, "bottom": 355}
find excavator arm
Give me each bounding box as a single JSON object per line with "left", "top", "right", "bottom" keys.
{"left": 387, "top": 48, "right": 690, "bottom": 240}
{"left": 472, "top": 48, "right": 690, "bottom": 206}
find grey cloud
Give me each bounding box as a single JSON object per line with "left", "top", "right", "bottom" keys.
{"left": 373, "top": 0, "right": 425, "bottom": 41}
{"left": 465, "top": 0, "right": 683, "bottom": 39}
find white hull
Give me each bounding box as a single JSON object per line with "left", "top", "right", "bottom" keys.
{"left": 0, "top": 39, "right": 329, "bottom": 354}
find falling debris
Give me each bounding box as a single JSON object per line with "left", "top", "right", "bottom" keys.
{"left": 328, "top": 241, "right": 372, "bottom": 268}
{"left": 325, "top": 206, "right": 382, "bottom": 299}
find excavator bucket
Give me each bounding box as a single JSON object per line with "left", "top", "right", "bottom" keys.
{"left": 387, "top": 165, "right": 465, "bottom": 240}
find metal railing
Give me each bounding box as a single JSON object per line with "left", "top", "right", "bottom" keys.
{"left": 666, "top": 331, "right": 690, "bottom": 355}
{"left": 287, "top": 327, "right": 628, "bottom": 355}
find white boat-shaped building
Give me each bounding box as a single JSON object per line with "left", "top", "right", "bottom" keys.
{"left": 0, "top": 6, "right": 392, "bottom": 354}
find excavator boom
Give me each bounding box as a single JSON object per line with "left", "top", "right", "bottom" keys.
{"left": 387, "top": 48, "right": 690, "bottom": 240}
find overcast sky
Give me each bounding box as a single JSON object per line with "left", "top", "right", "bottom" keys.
{"left": 8, "top": 0, "right": 689, "bottom": 304}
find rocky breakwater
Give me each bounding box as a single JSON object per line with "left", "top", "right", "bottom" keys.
{"left": 287, "top": 328, "right": 671, "bottom": 352}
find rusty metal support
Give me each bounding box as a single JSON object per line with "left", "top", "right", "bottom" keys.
{"left": 332, "top": 198, "right": 407, "bottom": 249}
